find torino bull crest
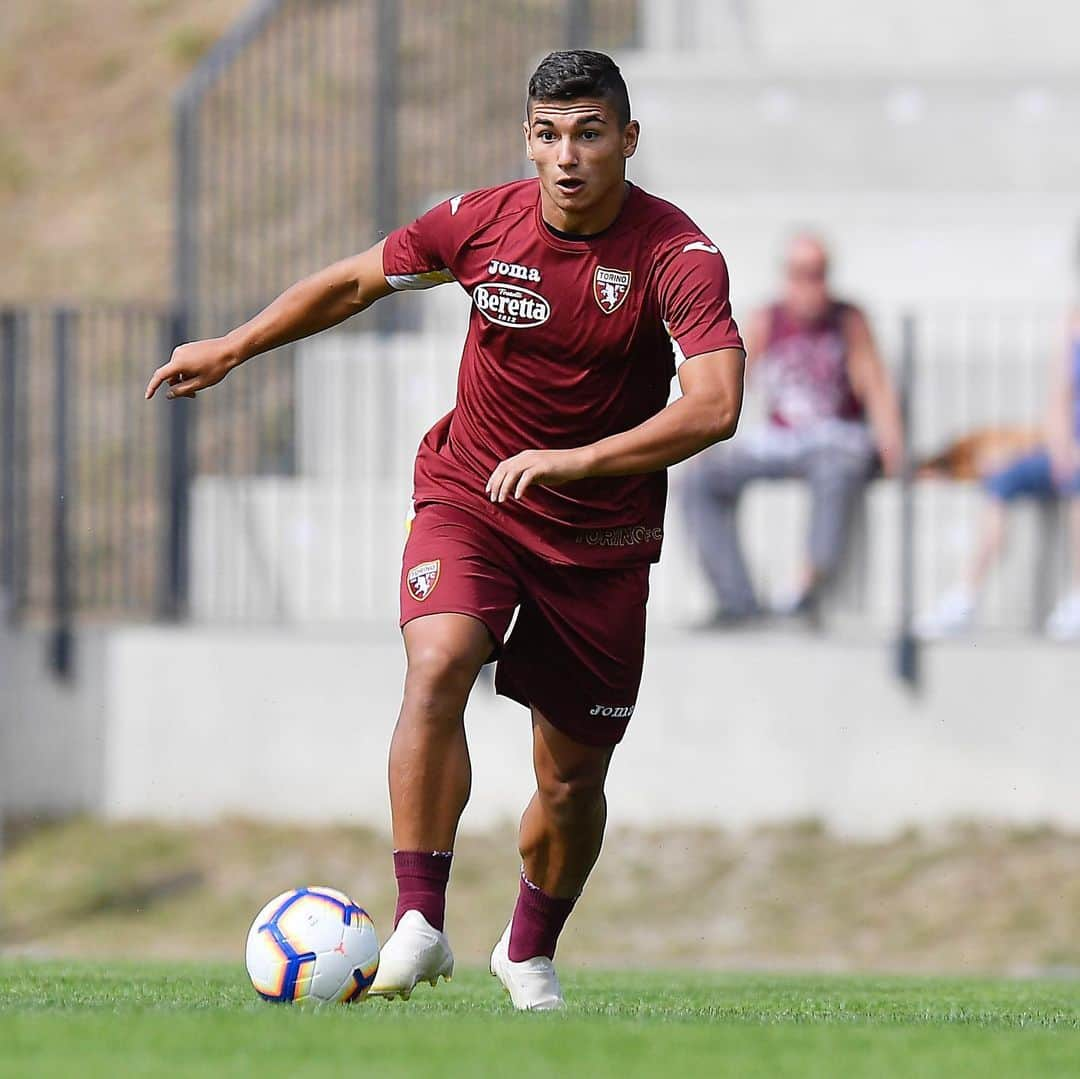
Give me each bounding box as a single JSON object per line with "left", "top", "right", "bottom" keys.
{"left": 593, "top": 266, "right": 631, "bottom": 314}
{"left": 406, "top": 559, "right": 441, "bottom": 601}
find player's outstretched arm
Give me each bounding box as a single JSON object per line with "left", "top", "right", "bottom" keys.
{"left": 145, "top": 241, "right": 394, "bottom": 400}
{"left": 486, "top": 347, "right": 745, "bottom": 502}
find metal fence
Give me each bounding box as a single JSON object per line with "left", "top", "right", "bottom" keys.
{"left": 0, "top": 0, "right": 643, "bottom": 658}
{"left": 1, "top": 1, "right": 1073, "bottom": 670}
{"left": 167, "top": 0, "right": 643, "bottom": 632}
{"left": 176, "top": 0, "right": 641, "bottom": 334}
{"left": 0, "top": 295, "right": 1069, "bottom": 663}
{"left": 177, "top": 301, "right": 1069, "bottom": 639}
{"left": 0, "top": 306, "right": 181, "bottom": 665}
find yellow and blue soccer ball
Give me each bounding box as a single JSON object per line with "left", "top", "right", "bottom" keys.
{"left": 245, "top": 887, "right": 380, "bottom": 1004}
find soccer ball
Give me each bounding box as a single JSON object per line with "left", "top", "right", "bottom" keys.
{"left": 245, "top": 886, "right": 380, "bottom": 1004}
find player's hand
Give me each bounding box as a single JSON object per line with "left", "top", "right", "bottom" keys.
{"left": 486, "top": 447, "right": 592, "bottom": 503}
{"left": 145, "top": 337, "right": 241, "bottom": 400}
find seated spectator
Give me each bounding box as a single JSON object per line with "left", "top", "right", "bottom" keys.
{"left": 683, "top": 232, "right": 903, "bottom": 626}
{"left": 918, "top": 310, "right": 1080, "bottom": 640}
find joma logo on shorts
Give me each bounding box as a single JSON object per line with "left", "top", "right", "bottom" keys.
{"left": 488, "top": 259, "right": 541, "bottom": 283}
{"left": 590, "top": 704, "right": 635, "bottom": 718}
{"left": 473, "top": 283, "right": 550, "bottom": 328}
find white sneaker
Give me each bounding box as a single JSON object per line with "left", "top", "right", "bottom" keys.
{"left": 1045, "top": 590, "right": 1080, "bottom": 641}
{"left": 368, "top": 910, "right": 453, "bottom": 1000}
{"left": 489, "top": 922, "right": 564, "bottom": 1011}
{"left": 916, "top": 587, "right": 976, "bottom": 640}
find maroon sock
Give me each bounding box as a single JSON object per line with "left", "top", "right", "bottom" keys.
{"left": 508, "top": 873, "right": 576, "bottom": 962}
{"left": 393, "top": 850, "right": 452, "bottom": 931}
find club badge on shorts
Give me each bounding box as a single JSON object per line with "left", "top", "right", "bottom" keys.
{"left": 406, "top": 559, "right": 441, "bottom": 602}
{"left": 593, "top": 266, "right": 631, "bottom": 314}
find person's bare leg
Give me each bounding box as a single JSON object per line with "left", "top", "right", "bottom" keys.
{"left": 499, "top": 709, "right": 613, "bottom": 970}
{"left": 968, "top": 498, "right": 1008, "bottom": 593}
{"left": 371, "top": 613, "right": 496, "bottom": 997}
{"left": 1068, "top": 498, "right": 1080, "bottom": 587}
{"left": 518, "top": 709, "right": 612, "bottom": 897}
{"left": 390, "top": 613, "right": 493, "bottom": 851}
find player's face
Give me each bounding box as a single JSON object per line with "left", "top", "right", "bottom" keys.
{"left": 783, "top": 237, "right": 831, "bottom": 321}
{"left": 524, "top": 97, "right": 638, "bottom": 231}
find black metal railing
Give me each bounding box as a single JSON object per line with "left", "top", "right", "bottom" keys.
{"left": 175, "top": 0, "right": 640, "bottom": 340}
{"left": 0, "top": 1, "right": 641, "bottom": 668}
{"left": 3, "top": 2, "right": 1073, "bottom": 690}
{"left": 0, "top": 307, "right": 179, "bottom": 644}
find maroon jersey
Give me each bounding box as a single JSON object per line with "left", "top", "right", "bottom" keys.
{"left": 382, "top": 179, "right": 743, "bottom": 567}
{"left": 759, "top": 301, "right": 864, "bottom": 429}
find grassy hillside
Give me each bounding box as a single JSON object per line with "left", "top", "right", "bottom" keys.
{"left": 4, "top": 819, "right": 1079, "bottom": 973}
{"left": 0, "top": 0, "right": 249, "bottom": 303}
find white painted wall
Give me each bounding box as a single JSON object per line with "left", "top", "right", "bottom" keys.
{"left": 618, "top": 63, "right": 1080, "bottom": 314}
{"left": 94, "top": 624, "right": 1080, "bottom": 837}
{"left": 0, "top": 626, "right": 106, "bottom": 817}
{"left": 640, "top": 0, "right": 1080, "bottom": 72}
{"left": 5, "top": 618, "right": 1076, "bottom": 834}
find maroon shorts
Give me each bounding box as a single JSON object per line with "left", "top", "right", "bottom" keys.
{"left": 400, "top": 502, "right": 649, "bottom": 747}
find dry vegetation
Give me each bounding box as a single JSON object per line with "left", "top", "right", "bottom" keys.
{"left": 0, "top": 0, "right": 249, "bottom": 303}
{"left": 3, "top": 818, "right": 1079, "bottom": 974}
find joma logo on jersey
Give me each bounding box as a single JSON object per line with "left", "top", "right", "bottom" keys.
{"left": 406, "top": 559, "right": 440, "bottom": 601}
{"left": 593, "top": 266, "right": 631, "bottom": 314}
{"left": 488, "top": 259, "right": 541, "bottom": 283}
{"left": 473, "top": 283, "right": 550, "bottom": 328}
{"left": 590, "top": 704, "right": 635, "bottom": 718}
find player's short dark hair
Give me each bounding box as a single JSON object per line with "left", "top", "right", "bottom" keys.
{"left": 527, "top": 50, "right": 631, "bottom": 128}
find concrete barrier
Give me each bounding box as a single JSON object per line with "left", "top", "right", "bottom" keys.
{"left": 87, "top": 623, "right": 1080, "bottom": 837}
{"left": 0, "top": 625, "right": 106, "bottom": 818}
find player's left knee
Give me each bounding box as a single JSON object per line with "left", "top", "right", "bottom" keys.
{"left": 538, "top": 766, "right": 607, "bottom": 824}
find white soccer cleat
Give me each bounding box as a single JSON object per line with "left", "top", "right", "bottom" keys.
{"left": 368, "top": 910, "right": 454, "bottom": 1000}
{"left": 489, "top": 922, "right": 565, "bottom": 1011}
{"left": 1045, "top": 590, "right": 1080, "bottom": 641}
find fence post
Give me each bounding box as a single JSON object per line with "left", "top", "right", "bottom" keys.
{"left": 0, "top": 310, "right": 16, "bottom": 623}
{"left": 373, "top": 0, "right": 399, "bottom": 266}
{"left": 165, "top": 80, "right": 200, "bottom": 621}
{"left": 175, "top": 87, "right": 199, "bottom": 338}
{"left": 373, "top": 0, "right": 400, "bottom": 475}
{"left": 895, "top": 312, "right": 920, "bottom": 689}
{"left": 565, "top": 0, "right": 592, "bottom": 46}
{"left": 159, "top": 310, "right": 192, "bottom": 620}
{"left": 52, "top": 309, "right": 75, "bottom": 678}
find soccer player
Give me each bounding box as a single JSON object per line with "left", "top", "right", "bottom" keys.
{"left": 146, "top": 50, "right": 745, "bottom": 1010}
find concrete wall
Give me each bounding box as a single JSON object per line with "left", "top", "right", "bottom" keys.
{"left": 625, "top": 3, "right": 1080, "bottom": 312}
{"left": 0, "top": 625, "right": 106, "bottom": 818}
{"left": 74, "top": 623, "right": 1080, "bottom": 837}
{"left": 5, "top": 618, "right": 1077, "bottom": 834}
{"left": 640, "top": 0, "right": 1080, "bottom": 72}
{"left": 188, "top": 473, "right": 1072, "bottom": 633}
{"left": 618, "top": 62, "right": 1080, "bottom": 313}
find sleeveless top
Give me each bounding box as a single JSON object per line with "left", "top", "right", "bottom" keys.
{"left": 758, "top": 301, "right": 864, "bottom": 429}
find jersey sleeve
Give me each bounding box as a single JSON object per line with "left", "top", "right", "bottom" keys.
{"left": 381, "top": 196, "right": 463, "bottom": 291}
{"left": 655, "top": 236, "right": 744, "bottom": 364}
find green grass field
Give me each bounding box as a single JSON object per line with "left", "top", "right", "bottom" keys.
{"left": 2, "top": 963, "right": 1078, "bottom": 1078}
